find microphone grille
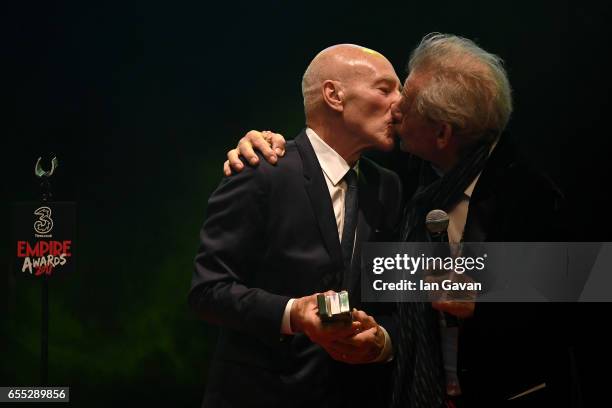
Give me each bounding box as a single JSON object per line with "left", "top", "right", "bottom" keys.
{"left": 425, "top": 209, "right": 450, "bottom": 234}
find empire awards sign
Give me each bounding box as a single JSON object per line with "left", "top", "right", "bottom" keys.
{"left": 13, "top": 202, "right": 76, "bottom": 278}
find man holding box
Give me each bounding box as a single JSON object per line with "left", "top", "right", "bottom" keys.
{"left": 188, "top": 44, "right": 403, "bottom": 407}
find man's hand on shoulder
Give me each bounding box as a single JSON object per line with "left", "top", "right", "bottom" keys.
{"left": 223, "top": 130, "right": 287, "bottom": 176}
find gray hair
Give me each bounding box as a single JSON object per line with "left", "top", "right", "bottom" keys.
{"left": 408, "top": 33, "right": 513, "bottom": 144}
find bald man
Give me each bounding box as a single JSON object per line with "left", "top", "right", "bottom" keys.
{"left": 188, "top": 45, "right": 404, "bottom": 407}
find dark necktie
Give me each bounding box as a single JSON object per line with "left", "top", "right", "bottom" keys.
{"left": 341, "top": 169, "right": 358, "bottom": 271}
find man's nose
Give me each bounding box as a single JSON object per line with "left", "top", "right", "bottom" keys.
{"left": 391, "top": 102, "right": 402, "bottom": 121}
{"left": 391, "top": 89, "right": 401, "bottom": 105}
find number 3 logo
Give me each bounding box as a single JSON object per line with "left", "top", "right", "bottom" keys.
{"left": 34, "top": 206, "right": 54, "bottom": 234}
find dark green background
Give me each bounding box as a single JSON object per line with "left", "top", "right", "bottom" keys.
{"left": 3, "top": 1, "right": 610, "bottom": 406}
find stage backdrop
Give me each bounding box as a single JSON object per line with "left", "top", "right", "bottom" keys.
{"left": 3, "top": 1, "right": 610, "bottom": 406}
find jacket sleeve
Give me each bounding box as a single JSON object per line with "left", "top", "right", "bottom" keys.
{"left": 188, "top": 162, "right": 290, "bottom": 347}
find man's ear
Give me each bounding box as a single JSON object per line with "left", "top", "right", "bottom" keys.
{"left": 322, "top": 80, "right": 344, "bottom": 112}
{"left": 435, "top": 122, "right": 453, "bottom": 149}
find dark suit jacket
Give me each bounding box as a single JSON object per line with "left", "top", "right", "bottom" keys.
{"left": 188, "top": 130, "right": 403, "bottom": 408}
{"left": 454, "top": 136, "right": 573, "bottom": 407}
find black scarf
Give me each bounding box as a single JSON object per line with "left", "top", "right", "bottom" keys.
{"left": 391, "top": 141, "right": 491, "bottom": 408}
{"left": 401, "top": 142, "right": 491, "bottom": 242}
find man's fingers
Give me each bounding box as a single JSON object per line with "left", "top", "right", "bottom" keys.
{"left": 320, "top": 320, "right": 361, "bottom": 337}
{"left": 352, "top": 309, "right": 370, "bottom": 321}
{"left": 268, "top": 132, "right": 286, "bottom": 156}
{"left": 308, "top": 320, "right": 361, "bottom": 345}
{"left": 223, "top": 160, "right": 232, "bottom": 177}
{"left": 250, "top": 131, "right": 277, "bottom": 164}
{"left": 326, "top": 330, "right": 380, "bottom": 364}
{"left": 236, "top": 140, "right": 259, "bottom": 165}
{"left": 351, "top": 309, "right": 377, "bottom": 329}
{"left": 227, "top": 149, "right": 244, "bottom": 172}
{"left": 335, "top": 326, "right": 378, "bottom": 347}
{"left": 326, "top": 341, "right": 370, "bottom": 362}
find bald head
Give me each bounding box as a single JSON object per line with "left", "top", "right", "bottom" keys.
{"left": 301, "top": 44, "right": 394, "bottom": 121}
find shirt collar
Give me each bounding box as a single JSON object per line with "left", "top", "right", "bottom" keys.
{"left": 464, "top": 174, "right": 480, "bottom": 198}
{"left": 306, "top": 127, "right": 358, "bottom": 186}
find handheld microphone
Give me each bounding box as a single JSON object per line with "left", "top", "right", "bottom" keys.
{"left": 425, "top": 209, "right": 449, "bottom": 242}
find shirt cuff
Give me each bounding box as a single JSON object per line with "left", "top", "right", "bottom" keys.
{"left": 373, "top": 325, "right": 394, "bottom": 363}
{"left": 280, "top": 298, "right": 296, "bottom": 334}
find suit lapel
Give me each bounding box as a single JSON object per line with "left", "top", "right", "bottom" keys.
{"left": 463, "top": 194, "right": 496, "bottom": 242}
{"left": 463, "top": 136, "right": 516, "bottom": 242}
{"left": 295, "top": 131, "right": 344, "bottom": 270}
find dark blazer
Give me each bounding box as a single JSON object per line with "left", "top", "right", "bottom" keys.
{"left": 454, "top": 137, "right": 572, "bottom": 407}
{"left": 189, "top": 129, "right": 403, "bottom": 408}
